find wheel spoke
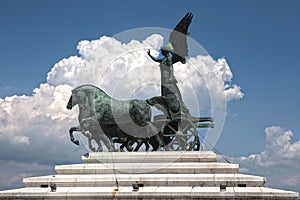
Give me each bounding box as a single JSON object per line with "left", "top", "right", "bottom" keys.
{"left": 167, "top": 124, "right": 177, "bottom": 133}
{"left": 162, "top": 118, "right": 200, "bottom": 151}
{"left": 181, "top": 123, "right": 190, "bottom": 133}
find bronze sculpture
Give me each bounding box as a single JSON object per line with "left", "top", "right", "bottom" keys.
{"left": 146, "top": 12, "right": 193, "bottom": 119}
{"left": 67, "top": 13, "right": 214, "bottom": 152}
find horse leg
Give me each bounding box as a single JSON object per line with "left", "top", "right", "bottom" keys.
{"left": 69, "top": 126, "right": 80, "bottom": 145}
{"left": 149, "top": 136, "right": 159, "bottom": 151}
{"left": 99, "top": 134, "right": 114, "bottom": 151}
{"left": 143, "top": 138, "right": 150, "bottom": 151}
{"left": 87, "top": 138, "right": 97, "bottom": 152}
{"left": 120, "top": 143, "right": 125, "bottom": 150}
{"left": 86, "top": 127, "right": 103, "bottom": 152}
{"left": 128, "top": 138, "right": 136, "bottom": 146}
{"left": 125, "top": 138, "right": 134, "bottom": 151}
{"left": 96, "top": 139, "right": 103, "bottom": 152}
{"left": 146, "top": 123, "right": 164, "bottom": 149}
{"left": 114, "top": 138, "right": 126, "bottom": 151}
{"left": 133, "top": 139, "right": 144, "bottom": 151}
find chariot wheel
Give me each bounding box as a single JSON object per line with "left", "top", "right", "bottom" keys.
{"left": 162, "top": 118, "right": 200, "bottom": 151}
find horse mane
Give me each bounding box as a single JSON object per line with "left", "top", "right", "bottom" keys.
{"left": 73, "top": 84, "right": 107, "bottom": 95}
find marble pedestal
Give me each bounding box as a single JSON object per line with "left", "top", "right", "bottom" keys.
{"left": 0, "top": 151, "right": 298, "bottom": 199}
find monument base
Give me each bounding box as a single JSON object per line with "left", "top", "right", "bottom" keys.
{"left": 0, "top": 151, "right": 298, "bottom": 199}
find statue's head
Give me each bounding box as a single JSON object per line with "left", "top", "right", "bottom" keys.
{"left": 160, "top": 42, "right": 175, "bottom": 57}
{"left": 160, "top": 48, "right": 169, "bottom": 57}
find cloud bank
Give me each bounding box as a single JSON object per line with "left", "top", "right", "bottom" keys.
{"left": 0, "top": 34, "right": 243, "bottom": 189}
{"left": 232, "top": 126, "right": 300, "bottom": 192}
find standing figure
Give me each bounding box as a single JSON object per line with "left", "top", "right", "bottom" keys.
{"left": 146, "top": 12, "right": 193, "bottom": 148}
{"left": 147, "top": 12, "right": 193, "bottom": 120}
{"left": 147, "top": 48, "right": 189, "bottom": 120}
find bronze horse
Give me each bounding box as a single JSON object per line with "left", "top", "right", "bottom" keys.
{"left": 66, "top": 84, "right": 161, "bottom": 151}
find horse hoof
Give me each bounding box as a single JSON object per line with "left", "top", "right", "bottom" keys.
{"left": 126, "top": 146, "right": 133, "bottom": 151}
{"left": 73, "top": 140, "right": 80, "bottom": 145}
{"left": 91, "top": 147, "right": 96, "bottom": 152}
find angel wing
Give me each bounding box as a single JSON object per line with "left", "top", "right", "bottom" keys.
{"left": 168, "top": 12, "right": 193, "bottom": 64}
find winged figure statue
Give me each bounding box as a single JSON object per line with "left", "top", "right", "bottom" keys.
{"left": 147, "top": 12, "right": 193, "bottom": 119}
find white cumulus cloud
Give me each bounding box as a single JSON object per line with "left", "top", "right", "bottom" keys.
{"left": 232, "top": 126, "right": 300, "bottom": 192}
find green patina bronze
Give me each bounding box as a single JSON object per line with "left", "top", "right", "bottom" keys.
{"left": 66, "top": 12, "right": 214, "bottom": 152}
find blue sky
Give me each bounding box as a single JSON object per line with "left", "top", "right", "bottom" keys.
{"left": 0, "top": 0, "right": 300, "bottom": 193}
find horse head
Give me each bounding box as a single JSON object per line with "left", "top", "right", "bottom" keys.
{"left": 66, "top": 89, "right": 87, "bottom": 110}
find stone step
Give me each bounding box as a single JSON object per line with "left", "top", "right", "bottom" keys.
{"left": 23, "top": 174, "right": 266, "bottom": 188}
{"left": 2, "top": 186, "right": 298, "bottom": 200}
{"left": 55, "top": 162, "right": 238, "bottom": 174}
{"left": 82, "top": 151, "right": 218, "bottom": 163}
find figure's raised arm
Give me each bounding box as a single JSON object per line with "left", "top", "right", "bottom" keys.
{"left": 147, "top": 49, "right": 162, "bottom": 63}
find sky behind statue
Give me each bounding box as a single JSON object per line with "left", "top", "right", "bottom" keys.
{"left": 0, "top": 0, "right": 299, "bottom": 193}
